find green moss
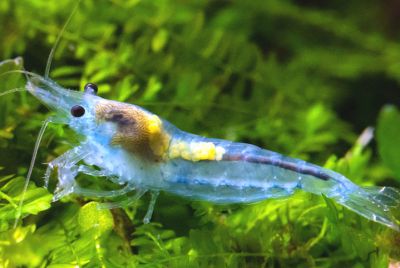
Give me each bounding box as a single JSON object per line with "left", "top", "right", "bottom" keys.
{"left": 0, "top": 0, "right": 399, "bottom": 267}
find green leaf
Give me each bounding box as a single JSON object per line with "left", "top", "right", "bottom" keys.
{"left": 0, "top": 176, "right": 52, "bottom": 221}
{"left": 376, "top": 105, "right": 400, "bottom": 180}
{"left": 322, "top": 194, "right": 339, "bottom": 224}
{"left": 143, "top": 75, "right": 162, "bottom": 101}
{"left": 151, "top": 28, "right": 169, "bottom": 53}
{"left": 78, "top": 201, "right": 113, "bottom": 236}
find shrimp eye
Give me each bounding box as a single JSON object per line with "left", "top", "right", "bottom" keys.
{"left": 84, "top": 83, "right": 98, "bottom": 95}
{"left": 71, "top": 105, "right": 85, "bottom": 117}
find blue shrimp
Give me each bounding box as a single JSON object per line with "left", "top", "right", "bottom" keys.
{"left": 3, "top": 68, "right": 399, "bottom": 230}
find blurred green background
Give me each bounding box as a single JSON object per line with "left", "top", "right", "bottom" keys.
{"left": 1, "top": 0, "right": 400, "bottom": 267}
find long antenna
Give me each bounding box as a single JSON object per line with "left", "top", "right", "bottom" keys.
{"left": 44, "top": 0, "right": 81, "bottom": 79}
{"left": 13, "top": 118, "right": 50, "bottom": 228}
{"left": 0, "top": 88, "right": 27, "bottom": 97}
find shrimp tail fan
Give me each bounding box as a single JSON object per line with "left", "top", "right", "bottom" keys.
{"left": 334, "top": 186, "right": 400, "bottom": 231}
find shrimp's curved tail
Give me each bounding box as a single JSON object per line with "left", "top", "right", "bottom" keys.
{"left": 333, "top": 186, "right": 400, "bottom": 231}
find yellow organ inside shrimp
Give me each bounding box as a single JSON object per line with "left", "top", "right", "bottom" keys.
{"left": 168, "top": 140, "right": 225, "bottom": 161}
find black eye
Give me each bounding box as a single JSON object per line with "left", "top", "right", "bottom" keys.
{"left": 84, "top": 83, "right": 98, "bottom": 95}
{"left": 71, "top": 105, "right": 85, "bottom": 117}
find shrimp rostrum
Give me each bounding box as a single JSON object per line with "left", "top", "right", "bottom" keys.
{"left": 7, "top": 71, "right": 400, "bottom": 230}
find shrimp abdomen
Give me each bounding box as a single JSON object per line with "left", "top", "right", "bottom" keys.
{"left": 159, "top": 132, "right": 400, "bottom": 230}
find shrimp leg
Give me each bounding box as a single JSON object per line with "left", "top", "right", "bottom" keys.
{"left": 44, "top": 146, "right": 89, "bottom": 200}
{"left": 98, "top": 188, "right": 147, "bottom": 209}
{"left": 44, "top": 146, "right": 89, "bottom": 188}
{"left": 100, "top": 190, "right": 159, "bottom": 224}
{"left": 46, "top": 147, "right": 137, "bottom": 200}
{"left": 143, "top": 191, "right": 159, "bottom": 224}
{"left": 76, "top": 165, "right": 111, "bottom": 177}
{"left": 74, "top": 165, "right": 145, "bottom": 198}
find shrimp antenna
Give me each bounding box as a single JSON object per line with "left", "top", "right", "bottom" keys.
{"left": 13, "top": 118, "right": 51, "bottom": 228}
{"left": 0, "top": 87, "right": 27, "bottom": 97}
{"left": 44, "top": 0, "right": 81, "bottom": 79}
{"left": 0, "top": 70, "right": 44, "bottom": 81}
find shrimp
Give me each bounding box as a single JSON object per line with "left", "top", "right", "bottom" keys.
{"left": 2, "top": 68, "right": 399, "bottom": 230}
{"left": 1, "top": 1, "right": 399, "bottom": 231}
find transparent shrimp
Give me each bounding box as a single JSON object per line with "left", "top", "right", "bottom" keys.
{"left": 0, "top": 0, "right": 398, "bottom": 230}
{"left": 2, "top": 69, "right": 398, "bottom": 230}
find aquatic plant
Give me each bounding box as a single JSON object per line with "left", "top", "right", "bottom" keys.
{"left": 0, "top": 0, "right": 399, "bottom": 267}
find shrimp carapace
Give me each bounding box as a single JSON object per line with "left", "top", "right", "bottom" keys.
{"left": 95, "top": 101, "right": 171, "bottom": 161}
